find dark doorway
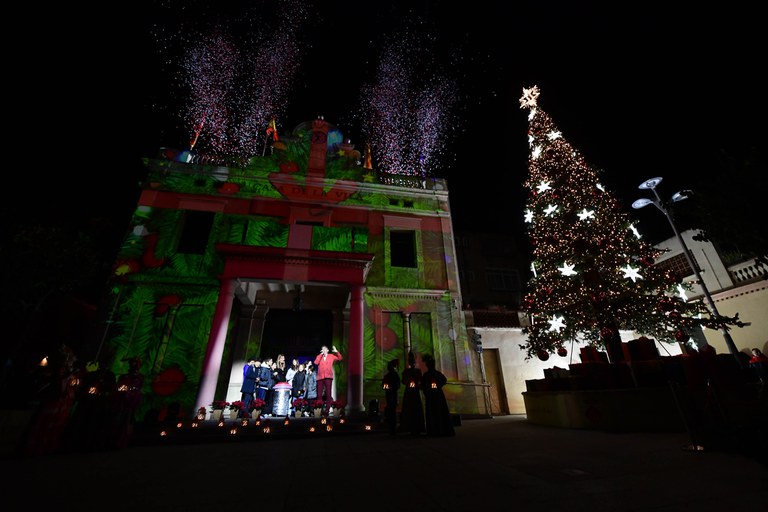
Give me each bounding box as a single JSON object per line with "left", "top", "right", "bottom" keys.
{"left": 261, "top": 309, "right": 333, "bottom": 363}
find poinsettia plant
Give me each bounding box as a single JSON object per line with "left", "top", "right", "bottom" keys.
{"left": 249, "top": 398, "right": 266, "bottom": 411}
{"left": 211, "top": 400, "right": 229, "bottom": 410}
{"left": 310, "top": 399, "right": 325, "bottom": 409}
{"left": 292, "top": 398, "right": 308, "bottom": 408}
{"left": 331, "top": 399, "right": 345, "bottom": 410}
{"left": 229, "top": 400, "right": 245, "bottom": 411}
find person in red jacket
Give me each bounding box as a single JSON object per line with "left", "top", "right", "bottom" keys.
{"left": 314, "top": 345, "right": 342, "bottom": 416}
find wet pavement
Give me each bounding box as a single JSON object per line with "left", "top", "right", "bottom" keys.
{"left": 5, "top": 414, "right": 767, "bottom": 511}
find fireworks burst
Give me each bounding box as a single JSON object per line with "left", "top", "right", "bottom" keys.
{"left": 359, "top": 33, "right": 458, "bottom": 178}
{"left": 157, "top": 0, "right": 308, "bottom": 159}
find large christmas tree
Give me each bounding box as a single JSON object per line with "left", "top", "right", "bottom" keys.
{"left": 518, "top": 85, "right": 736, "bottom": 362}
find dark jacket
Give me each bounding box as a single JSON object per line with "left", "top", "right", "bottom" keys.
{"left": 241, "top": 364, "right": 259, "bottom": 394}
{"left": 292, "top": 370, "right": 307, "bottom": 397}
{"left": 258, "top": 364, "right": 273, "bottom": 389}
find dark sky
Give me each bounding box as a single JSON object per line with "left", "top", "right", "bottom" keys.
{"left": 13, "top": 1, "right": 764, "bottom": 248}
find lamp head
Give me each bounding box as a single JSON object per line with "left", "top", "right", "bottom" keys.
{"left": 671, "top": 190, "right": 692, "bottom": 202}
{"left": 631, "top": 198, "right": 654, "bottom": 209}
{"left": 638, "top": 177, "right": 663, "bottom": 190}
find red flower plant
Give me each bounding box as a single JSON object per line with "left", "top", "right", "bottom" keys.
{"left": 249, "top": 398, "right": 266, "bottom": 411}
{"left": 211, "top": 400, "right": 229, "bottom": 410}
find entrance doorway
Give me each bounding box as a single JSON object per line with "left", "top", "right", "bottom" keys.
{"left": 260, "top": 309, "right": 333, "bottom": 363}
{"left": 482, "top": 349, "right": 509, "bottom": 416}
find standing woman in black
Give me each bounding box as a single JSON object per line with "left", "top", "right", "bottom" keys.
{"left": 421, "top": 354, "right": 455, "bottom": 436}
{"left": 382, "top": 358, "right": 401, "bottom": 435}
{"left": 399, "top": 351, "right": 425, "bottom": 435}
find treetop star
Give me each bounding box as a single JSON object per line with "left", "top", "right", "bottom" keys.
{"left": 519, "top": 85, "right": 540, "bottom": 108}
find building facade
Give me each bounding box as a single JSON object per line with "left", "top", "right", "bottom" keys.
{"left": 99, "top": 119, "right": 486, "bottom": 420}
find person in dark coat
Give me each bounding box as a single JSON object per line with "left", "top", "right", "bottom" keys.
{"left": 421, "top": 354, "right": 455, "bottom": 437}
{"left": 240, "top": 358, "right": 260, "bottom": 418}
{"left": 291, "top": 363, "right": 307, "bottom": 415}
{"left": 109, "top": 356, "right": 144, "bottom": 449}
{"left": 400, "top": 351, "right": 425, "bottom": 435}
{"left": 382, "top": 358, "right": 400, "bottom": 435}
{"left": 257, "top": 358, "right": 274, "bottom": 416}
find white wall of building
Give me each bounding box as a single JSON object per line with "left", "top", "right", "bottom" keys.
{"left": 656, "top": 229, "right": 768, "bottom": 357}
{"left": 705, "top": 281, "right": 768, "bottom": 356}
{"left": 655, "top": 229, "right": 734, "bottom": 297}
{"left": 475, "top": 327, "right": 682, "bottom": 415}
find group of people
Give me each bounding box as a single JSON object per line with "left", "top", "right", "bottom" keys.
{"left": 382, "top": 351, "right": 455, "bottom": 437}
{"left": 17, "top": 346, "right": 145, "bottom": 455}
{"left": 239, "top": 345, "right": 343, "bottom": 418}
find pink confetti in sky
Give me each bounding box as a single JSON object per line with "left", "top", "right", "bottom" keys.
{"left": 359, "top": 34, "right": 458, "bottom": 178}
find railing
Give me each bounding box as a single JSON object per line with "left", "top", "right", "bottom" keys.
{"left": 728, "top": 258, "right": 767, "bottom": 284}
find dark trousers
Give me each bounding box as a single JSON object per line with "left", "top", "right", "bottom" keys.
{"left": 241, "top": 393, "right": 254, "bottom": 418}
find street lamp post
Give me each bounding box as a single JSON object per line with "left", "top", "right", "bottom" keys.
{"left": 632, "top": 177, "right": 743, "bottom": 366}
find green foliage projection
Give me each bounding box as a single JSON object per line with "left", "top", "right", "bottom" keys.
{"left": 244, "top": 219, "right": 289, "bottom": 247}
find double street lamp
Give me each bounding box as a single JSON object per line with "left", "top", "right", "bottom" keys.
{"left": 631, "top": 177, "right": 742, "bottom": 364}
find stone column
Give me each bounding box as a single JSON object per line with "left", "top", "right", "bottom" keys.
{"left": 346, "top": 285, "right": 365, "bottom": 416}
{"left": 194, "top": 278, "right": 236, "bottom": 416}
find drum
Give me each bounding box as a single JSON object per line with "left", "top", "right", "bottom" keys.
{"left": 272, "top": 382, "right": 292, "bottom": 416}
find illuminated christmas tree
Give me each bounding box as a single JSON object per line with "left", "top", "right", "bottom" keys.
{"left": 518, "top": 85, "right": 738, "bottom": 362}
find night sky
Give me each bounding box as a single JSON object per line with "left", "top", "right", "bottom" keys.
{"left": 14, "top": 2, "right": 764, "bottom": 247}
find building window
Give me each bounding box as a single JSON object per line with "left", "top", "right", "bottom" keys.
{"left": 656, "top": 253, "right": 696, "bottom": 278}
{"left": 486, "top": 268, "right": 520, "bottom": 292}
{"left": 177, "top": 211, "right": 214, "bottom": 254}
{"left": 390, "top": 230, "right": 416, "bottom": 268}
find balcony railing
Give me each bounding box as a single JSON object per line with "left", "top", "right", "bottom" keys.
{"left": 728, "top": 258, "right": 767, "bottom": 284}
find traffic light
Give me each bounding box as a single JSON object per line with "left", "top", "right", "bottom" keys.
{"left": 471, "top": 331, "right": 482, "bottom": 353}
